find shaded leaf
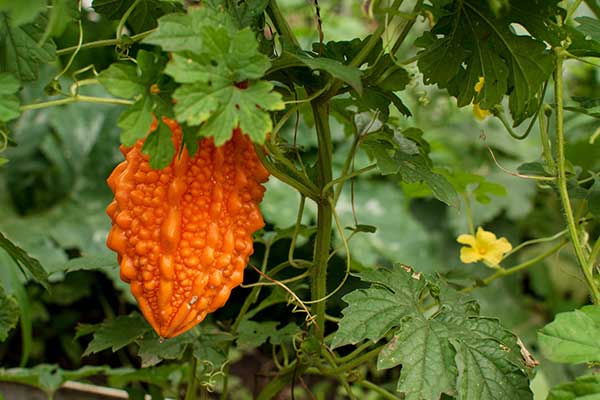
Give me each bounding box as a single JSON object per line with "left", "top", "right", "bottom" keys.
{"left": 237, "top": 320, "right": 279, "bottom": 349}
{"left": 0, "top": 232, "right": 49, "bottom": 289}
{"left": 80, "top": 313, "right": 151, "bottom": 357}
{"left": 0, "top": 14, "right": 56, "bottom": 81}
{"left": 141, "top": 119, "right": 175, "bottom": 169}
{"left": 0, "top": 365, "right": 107, "bottom": 395}
{"left": 0, "top": 285, "right": 19, "bottom": 341}
{"left": 92, "top": 0, "right": 183, "bottom": 33}
{"left": 118, "top": 96, "right": 154, "bottom": 146}
{"left": 0, "top": 0, "right": 45, "bottom": 26}
{"left": 0, "top": 72, "right": 20, "bottom": 121}
{"left": 547, "top": 373, "right": 600, "bottom": 400}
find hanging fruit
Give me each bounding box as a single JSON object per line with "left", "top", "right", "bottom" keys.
{"left": 106, "top": 117, "right": 268, "bottom": 338}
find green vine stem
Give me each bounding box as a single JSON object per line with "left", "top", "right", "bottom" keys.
{"left": 116, "top": 0, "right": 141, "bottom": 40}
{"left": 539, "top": 105, "right": 556, "bottom": 175}
{"left": 310, "top": 99, "right": 333, "bottom": 341}
{"left": 56, "top": 29, "right": 156, "bottom": 56}
{"left": 505, "top": 228, "right": 568, "bottom": 258}
{"left": 389, "top": 0, "right": 424, "bottom": 56}
{"left": 254, "top": 144, "right": 319, "bottom": 201}
{"left": 554, "top": 49, "right": 600, "bottom": 304}
{"left": 357, "top": 380, "right": 399, "bottom": 400}
{"left": 184, "top": 353, "right": 198, "bottom": 400}
{"left": 20, "top": 95, "right": 134, "bottom": 111}
{"left": 266, "top": 0, "right": 300, "bottom": 47}
{"left": 491, "top": 80, "right": 548, "bottom": 141}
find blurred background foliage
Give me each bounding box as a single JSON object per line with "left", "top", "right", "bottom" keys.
{"left": 0, "top": 0, "right": 598, "bottom": 398}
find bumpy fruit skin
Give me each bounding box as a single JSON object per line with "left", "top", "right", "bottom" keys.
{"left": 106, "top": 118, "right": 268, "bottom": 338}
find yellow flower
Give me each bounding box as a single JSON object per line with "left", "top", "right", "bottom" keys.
{"left": 472, "top": 77, "right": 491, "bottom": 120}
{"left": 457, "top": 227, "right": 512, "bottom": 266}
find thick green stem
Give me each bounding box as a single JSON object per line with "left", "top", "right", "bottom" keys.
{"left": 584, "top": 0, "right": 600, "bottom": 18}
{"left": 554, "top": 51, "right": 600, "bottom": 304}
{"left": 185, "top": 355, "right": 198, "bottom": 400}
{"left": 390, "top": 0, "right": 423, "bottom": 55}
{"left": 311, "top": 100, "right": 333, "bottom": 341}
{"left": 266, "top": 0, "right": 300, "bottom": 48}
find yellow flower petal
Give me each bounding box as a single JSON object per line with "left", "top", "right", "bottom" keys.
{"left": 483, "top": 250, "right": 504, "bottom": 266}
{"left": 475, "top": 227, "right": 498, "bottom": 246}
{"left": 494, "top": 237, "right": 513, "bottom": 254}
{"left": 457, "top": 234, "right": 476, "bottom": 246}
{"left": 460, "top": 247, "right": 482, "bottom": 264}
{"left": 474, "top": 77, "right": 485, "bottom": 93}
{"left": 473, "top": 104, "right": 491, "bottom": 120}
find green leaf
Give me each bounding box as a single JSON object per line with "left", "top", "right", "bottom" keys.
{"left": 237, "top": 320, "right": 279, "bottom": 349}
{"left": 270, "top": 323, "right": 301, "bottom": 346}
{"left": 547, "top": 373, "right": 600, "bottom": 400}
{"left": 416, "top": 1, "right": 554, "bottom": 124}
{"left": 80, "top": 313, "right": 151, "bottom": 357}
{"left": 575, "top": 17, "right": 600, "bottom": 42}
{"left": 137, "top": 331, "right": 193, "bottom": 367}
{"left": 42, "top": 0, "right": 79, "bottom": 40}
{"left": 143, "top": 7, "right": 235, "bottom": 53}
{"left": 0, "top": 72, "right": 20, "bottom": 121}
{"left": 284, "top": 50, "right": 363, "bottom": 95}
{"left": 333, "top": 266, "right": 531, "bottom": 399}
{"left": 517, "top": 161, "right": 550, "bottom": 177}
{"left": 0, "top": 232, "right": 49, "bottom": 289}
{"left": 141, "top": 119, "right": 175, "bottom": 169}
{"left": 192, "top": 326, "right": 232, "bottom": 369}
{"left": 229, "top": 0, "right": 268, "bottom": 28}
{"left": 0, "top": 365, "right": 107, "bottom": 395}
{"left": 588, "top": 179, "right": 600, "bottom": 219}
{"left": 60, "top": 254, "right": 118, "bottom": 274}
{"left": 0, "top": 285, "right": 19, "bottom": 341}
{"left": 173, "top": 81, "right": 283, "bottom": 145}
{"left": 331, "top": 267, "right": 425, "bottom": 348}
{"left": 538, "top": 305, "right": 600, "bottom": 364}
{"left": 99, "top": 51, "right": 165, "bottom": 99}
{"left": 106, "top": 364, "right": 182, "bottom": 389}
{"left": 98, "top": 63, "right": 146, "bottom": 98}
{"left": 92, "top": 0, "right": 183, "bottom": 33}
{"left": 0, "top": 13, "right": 57, "bottom": 81}
{"left": 118, "top": 96, "right": 154, "bottom": 146}
{"left": 361, "top": 129, "right": 459, "bottom": 207}
{"left": 0, "top": 0, "right": 45, "bottom": 26}
{"left": 153, "top": 8, "right": 283, "bottom": 145}
{"left": 377, "top": 317, "right": 457, "bottom": 399}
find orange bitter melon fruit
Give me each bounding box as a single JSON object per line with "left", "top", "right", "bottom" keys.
{"left": 106, "top": 117, "right": 268, "bottom": 338}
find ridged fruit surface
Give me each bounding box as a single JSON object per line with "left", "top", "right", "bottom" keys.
{"left": 106, "top": 117, "right": 268, "bottom": 338}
